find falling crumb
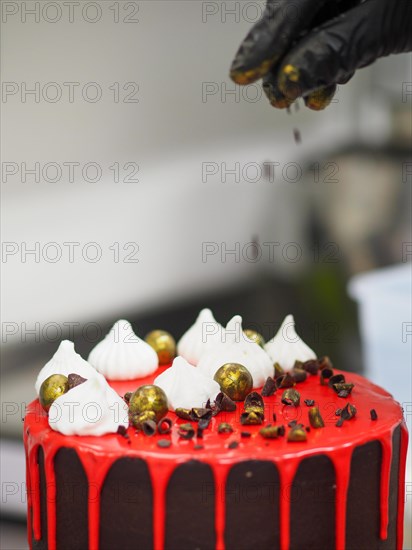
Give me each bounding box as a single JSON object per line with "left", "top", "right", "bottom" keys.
{"left": 293, "top": 128, "right": 301, "bottom": 144}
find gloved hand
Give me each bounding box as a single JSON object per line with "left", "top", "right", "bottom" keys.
{"left": 230, "top": 0, "right": 412, "bottom": 110}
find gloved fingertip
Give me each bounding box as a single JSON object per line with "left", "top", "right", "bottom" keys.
{"left": 304, "top": 84, "right": 337, "bottom": 111}
{"left": 262, "top": 81, "right": 294, "bottom": 109}
{"left": 230, "top": 57, "right": 275, "bottom": 85}
{"left": 278, "top": 64, "right": 304, "bottom": 99}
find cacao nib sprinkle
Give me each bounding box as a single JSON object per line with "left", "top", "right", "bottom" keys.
{"left": 228, "top": 441, "right": 239, "bottom": 449}
{"left": 305, "top": 426, "right": 311, "bottom": 432}
{"left": 304, "top": 399, "right": 315, "bottom": 407}
{"left": 261, "top": 376, "right": 277, "bottom": 397}
{"left": 272, "top": 413, "right": 277, "bottom": 422}
{"left": 68, "top": 373, "right": 87, "bottom": 390}
{"left": 241, "top": 431, "right": 252, "bottom": 438}
{"left": 335, "top": 408, "right": 342, "bottom": 416}
{"left": 336, "top": 417, "right": 345, "bottom": 428}
{"left": 288, "top": 420, "right": 298, "bottom": 428}
{"left": 157, "top": 417, "right": 172, "bottom": 435}
{"left": 370, "top": 409, "right": 378, "bottom": 421}
{"left": 194, "top": 444, "right": 204, "bottom": 450}
{"left": 278, "top": 425, "right": 286, "bottom": 436}
{"left": 157, "top": 439, "right": 171, "bottom": 448}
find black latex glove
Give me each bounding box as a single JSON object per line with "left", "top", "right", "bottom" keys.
{"left": 230, "top": 0, "right": 412, "bottom": 110}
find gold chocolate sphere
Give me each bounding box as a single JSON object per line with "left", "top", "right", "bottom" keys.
{"left": 39, "top": 374, "right": 69, "bottom": 412}
{"left": 145, "top": 330, "right": 176, "bottom": 365}
{"left": 213, "top": 363, "right": 253, "bottom": 401}
{"left": 244, "top": 329, "right": 265, "bottom": 348}
{"left": 128, "top": 385, "right": 168, "bottom": 422}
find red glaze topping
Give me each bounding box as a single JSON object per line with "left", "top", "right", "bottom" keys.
{"left": 24, "top": 366, "right": 408, "bottom": 550}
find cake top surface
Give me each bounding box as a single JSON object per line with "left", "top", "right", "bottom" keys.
{"left": 25, "top": 364, "right": 403, "bottom": 464}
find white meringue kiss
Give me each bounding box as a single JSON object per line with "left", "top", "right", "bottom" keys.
{"left": 177, "top": 308, "right": 224, "bottom": 365}
{"left": 48, "top": 373, "right": 128, "bottom": 436}
{"left": 35, "top": 340, "right": 97, "bottom": 395}
{"left": 264, "top": 314, "right": 316, "bottom": 370}
{"left": 197, "top": 315, "right": 273, "bottom": 388}
{"left": 88, "top": 320, "right": 159, "bottom": 380}
{"left": 154, "top": 356, "right": 220, "bottom": 411}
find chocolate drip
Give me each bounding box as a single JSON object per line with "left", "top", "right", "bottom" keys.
{"left": 165, "top": 460, "right": 215, "bottom": 550}
{"left": 100, "top": 457, "right": 153, "bottom": 550}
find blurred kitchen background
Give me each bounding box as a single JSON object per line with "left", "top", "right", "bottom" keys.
{"left": 1, "top": 1, "right": 411, "bottom": 548}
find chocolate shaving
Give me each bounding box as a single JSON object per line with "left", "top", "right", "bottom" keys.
{"left": 290, "top": 367, "right": 307, "bottom": 383}
{"left": 261, "top": 377, "right": 276, "bottom": 397}
{"left": 304, "top": 399, "right": 315, "bottom": 407}
{"left": 175, "top": 408, "right": 193, "bottom": 421}
{"left": 302, "top": 359, "right": 320, "bottom": 375}
{"left": 259, "top": 425, "right": 280, "bottom": 439}
{"left": 336, "top": 417, "right": 344, "bottom": 427}
{"left": 328, "top": 374, "right": 346, "bottom": 388}
{"left": 281, "top": 388, "right": 300, "bottom": 407}
{"left": 117, "top": 425, "right": 129, "bottom": 438}
{"left": 341, "top": 403, "right": 357, "bottom": 421}
{"left": 370, "top": 409, "right": 378, "bottom": 421}
{"left": 123, "top": 391, "right": 132, "bottom": 403}
{"left": 333, "top": 383, "right": 354, "bottom": 397}
{"left": 318, "top": 356, "right": 333, "bottom": 370}
{"left": 287, "top": 426, "right": 307, "bottom": 442}
{"left": 244, "top": 391, "right": 264, "bottom": 410}
{"left": 67, "top": 373, "right": 87, "bottom": 390}
{"left": 157, "top": 417, "right": 172, "bottom": 435}
{"left": 228, "top": 441, "right": 239, "bottom": 449}
{"left": 198, "top": 417, "right": 211, "bottom": 430}
{"left": 276, "top": 373, "right": 295, "bottom": 389}
{"left": 335, "top": 408, "right": 342, "bottom": 416}
{"left": 157, "top": 439, "right": 171, "bottom": 448}
{"left": 141, "top": 420, "right": 157, "bottom": 436}
{"left": 320, "top": 367, "right": 334, "bottom": 385}
{"left": 274, "top": 362, "right": 285, "bottom": 378}
{"left": 178, "top": 423, "right": 195, "bottom": 439}
{"left": 191, "top": 408, "right": 213, "bottom": 421}
{"left": 308, "top": 407, "right": 325, "bottom": 429}
{"left": 214, "top": 392, "right": 237, "bottom": 412}
{"left": 218, "top": 422, "right": 233, "bottom": 434}
{"left": 240, "top": 411, "right": 264, "bottom": 425}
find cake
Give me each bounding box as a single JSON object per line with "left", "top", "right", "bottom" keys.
{"left": 24, "top": 311, "right": 408, "bottom": 550}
